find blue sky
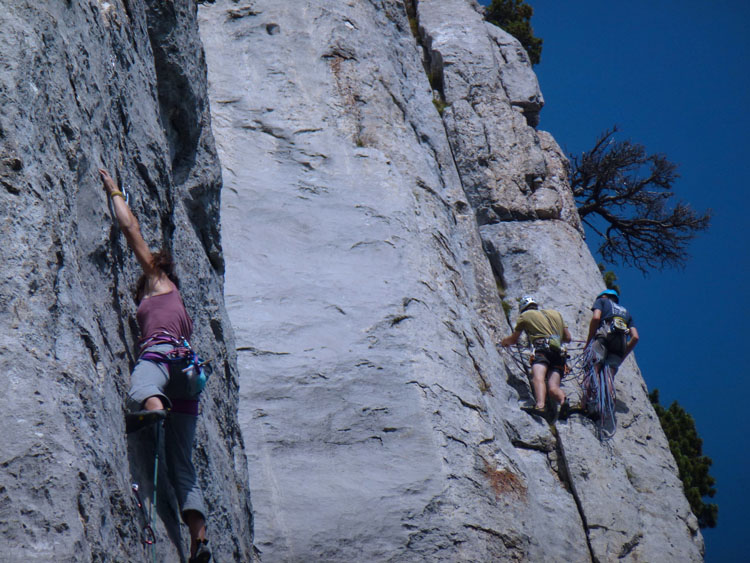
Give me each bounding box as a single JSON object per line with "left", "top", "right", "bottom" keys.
{"left": 480, "top": 1, "right": 749, "bottom": 560}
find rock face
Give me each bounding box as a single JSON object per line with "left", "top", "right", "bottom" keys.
{"left": 2, "top": 0, "right": 704, "bottom": 561}
{"left": 0, "top": 2, "right": 252, "bottom": 561}
{"left": 201, "top": 0, "right": 703, "bottom": 562}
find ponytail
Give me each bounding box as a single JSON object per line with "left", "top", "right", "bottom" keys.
{"left": 135, "top": 249, "right": 180, "bottom": 303}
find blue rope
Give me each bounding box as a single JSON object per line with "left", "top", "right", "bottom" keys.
{"left": 581, "top": 343, "right": 617, "bottom": 440}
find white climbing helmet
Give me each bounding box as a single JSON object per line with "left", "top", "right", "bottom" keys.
{"left": 519, "top": 295, "right": 538, "bottom": 313}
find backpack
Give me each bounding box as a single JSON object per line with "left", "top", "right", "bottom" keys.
{"left": 598, "top": 302, "right": 630, "bottom": 355}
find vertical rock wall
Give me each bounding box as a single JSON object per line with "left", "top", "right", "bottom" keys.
{"left": 200, "top": 2, "right": 532, "bottom": 560}
{"left": 0, "top": 1, "right": 252, "bottom": 561}
{"left": 416, "top": 1, "right": 703, "bottom": 560}
{"left": 201, "top": 0, "right": 703, "bottom": 561}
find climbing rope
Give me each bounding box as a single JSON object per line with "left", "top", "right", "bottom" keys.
{"left": 559, "top": 340, "right": 586, "bottom": 384}
{"left": 580, "top": 343, "right": 617, "bottom": 440}
{"left": 501, "top": 338, "right": 618, "bottom": 439}
{"left": 148, "top": 419, "right": 163, "bottom": 563}
{"left": 500, "top": 344, "right": 531, "bottom": 378}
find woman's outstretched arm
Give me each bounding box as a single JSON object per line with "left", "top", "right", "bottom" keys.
{"left": 99, "top": 168, "right": 157, "bottom": 276}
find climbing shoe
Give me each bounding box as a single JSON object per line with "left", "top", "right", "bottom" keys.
{"left": 565, "top": 401, "right": 588, "bottom": 417}
{"left": 521, "top": 404, "right": 548, "bottom": 420}
{"left": 557, "top": 399, "right": 572, "bottom": 420}
{"left": 189, "top": 539, "right": 211, "bottom": 563}
{"left": 125, "top": 409, "right": 167, "bottom": 434}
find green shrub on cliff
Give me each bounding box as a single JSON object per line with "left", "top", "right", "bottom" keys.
{"left": 597, "top": 264, "right": 620, "bottom": 294}
{"left": 649, "top": 389, "right": 718, "bottom": 529}
{"left": 484, "top": 0, "right": 543, "bottom": 65}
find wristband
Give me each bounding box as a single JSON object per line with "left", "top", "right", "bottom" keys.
{"left": 110, "top": 190, "right": 125, "bottom": 200}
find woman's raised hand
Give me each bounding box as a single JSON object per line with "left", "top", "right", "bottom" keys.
{"left": 98, "top": 168, "right": 119, "bottom": 197}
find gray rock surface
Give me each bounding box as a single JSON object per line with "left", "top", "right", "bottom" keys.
{"left": 421, "top": 0, "right": 702, "bottom": 556}
{"left": 417, "top": 0, "right": 549, "bottom": 225}
{"left": 482, "top": 220, "right": 703, "bottom": 559}
{"left": 1, "top": 0, "right": 702, "bottom": 560}
{"left": 0, "top": 1, "right": 253, "bottom": 561}
{"left": 202, "top": 0, "right": 702, "bottom": 561}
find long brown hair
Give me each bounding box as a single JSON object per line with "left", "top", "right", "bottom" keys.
{"left": 135, "top": 249, "right": 180, "bottom": 303}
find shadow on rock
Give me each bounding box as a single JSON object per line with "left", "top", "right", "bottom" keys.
{"left": 127, "top": 423, "right": 188, "bottom": 562}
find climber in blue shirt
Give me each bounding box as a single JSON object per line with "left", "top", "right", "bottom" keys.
{"left": 585, "top": 289, "right": 639, "bottom": 372}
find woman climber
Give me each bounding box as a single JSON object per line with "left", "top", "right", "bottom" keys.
{"left": 100, "top": 168, "right": 211, "bottom": 563}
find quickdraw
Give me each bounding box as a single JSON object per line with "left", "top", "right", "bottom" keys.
{"left": 131, "top": 483, "right": 156, "bottom": 546}
{"left": 131, "top": 417, "right": 164, "bottom": 563}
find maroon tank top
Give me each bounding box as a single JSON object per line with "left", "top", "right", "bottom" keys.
{"left": 136, "top": 288, "right": 193, "bottom": 347}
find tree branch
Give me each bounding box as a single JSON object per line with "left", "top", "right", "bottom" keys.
{"left": 571, "top": 127, "right": 711, "bottom": 272}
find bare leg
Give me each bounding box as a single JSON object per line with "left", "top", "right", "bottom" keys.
{"left": 547, "top": 370, "right": 565, "bottom": 405}
{"left": 144, "top": 396, "right": 165, "bottom": 411}
{"left": 530, "top": 364, "right": 548, "bottom": 409}
{"left": 186, "top": 510, "right": 207, "bottom": 557}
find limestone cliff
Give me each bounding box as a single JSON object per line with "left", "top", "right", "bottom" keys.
{"left": 1, "top": 2, "right": 252, "bottom": 561}
{"left": 200, "top": 0, "right": 703, "bottom": 561}
{"left": 1, "top": 0, "right": 705, "bottom": 561}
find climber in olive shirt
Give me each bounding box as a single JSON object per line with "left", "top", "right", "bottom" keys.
{"left": 501, "top": 296, "right": 572, "bottom": 418}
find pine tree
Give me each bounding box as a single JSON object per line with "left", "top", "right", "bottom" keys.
{"left": 649, "top": 389, "right": 718, "bottom": 528}
{"left": 597, "top": 263, "right": 620, "bottom": 293}
{"left": 485, "top": 0, "right": 543, "bottom": 65}
{"left": 572, "top": 127, "right": 711, "bottom": 272}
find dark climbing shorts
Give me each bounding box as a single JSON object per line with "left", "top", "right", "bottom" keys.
{"left": 591, "top": 337, "right": 623, "bottom": 371}
{"left": 532, "top": 347, "right": 566, "bottom": 373}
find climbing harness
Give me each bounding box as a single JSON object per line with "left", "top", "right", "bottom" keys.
{"left": 140, "top": 334, "right": 210, "bottom": 400}
{"left": 527, "top": 342, "right": 568, "bottom": 379}
{"left": 531, "top": 336, "right": 568, "bottom": 359}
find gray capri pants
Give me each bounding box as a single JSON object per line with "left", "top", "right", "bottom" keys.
{"left": 128, "top": 344, "right": 206, "bottom": 521}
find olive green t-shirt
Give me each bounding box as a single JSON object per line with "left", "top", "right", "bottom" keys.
{"left": 514, "top": 309, "right": 566, "bottom": 341}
